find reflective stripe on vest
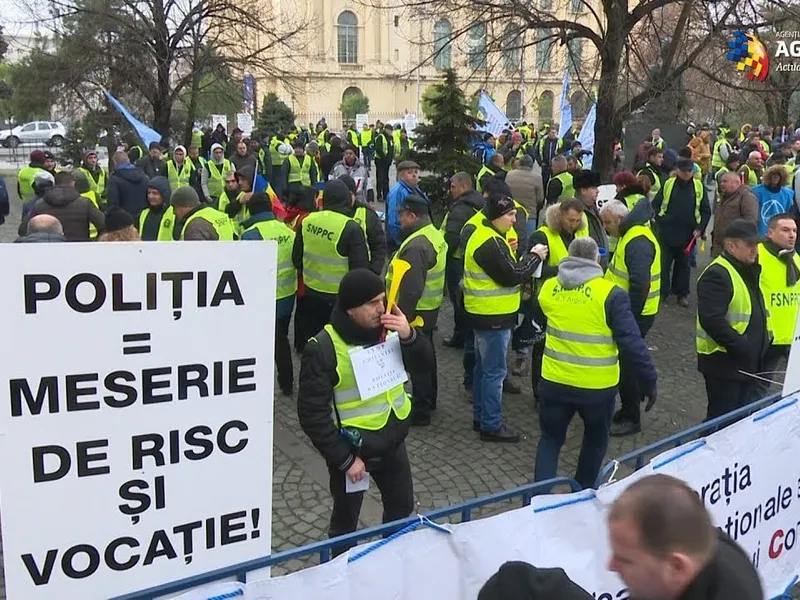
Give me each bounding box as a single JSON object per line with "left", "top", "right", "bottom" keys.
{"left": 538, "top": 276, "right": 619, "bottom": 389}
{"left": 696, "top": 256, "right": 752, "bottom": 354}
{"left": 243, "top": 219, "right": 298, "bottom": 300}
{"left": 167, "top": 160, "right": 194, "bottom": 190}
{"left": 552, "top": 171, "right": 575, "bottom": 200}
{"left": 288, "top": 154, "right": 312, "bottom": 186}
{"left": 538, "top": 219, "right": 589, "bottom": 270}
{"left": 605, "top": 224, "right": 662, "bottom": 316}
{"left": 206, "top": 160, "right": 231, "bottom": 198}
{"left": 476, "top": 165, "right": 496, "bottom": 192}
{"left": 179, "top": 206, "right": 236, "bottom": 240}
{"left": 386, "top": 224, "right": 447, "bottom": 312}
{"left": 302, "top": 210, "right": 352, "bottom": 294}
{"left": 324, "top": 324, "right": 411, "bottom": 430}
{"left": 659, "top": 177, "right": 703, "bottom": 224}
{"left": 758, "top": 243, "right": 800, "bottom": 346}
{"left": 78, "top": 167, "right": 106, "bottom": 198}
{"left": 463, "top": 224, "right": 520, "bottom": 316}
{"left": 137, "top": 205, "right": 176, "bottom": 241}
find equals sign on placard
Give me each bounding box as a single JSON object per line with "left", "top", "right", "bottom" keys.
{"left": 122, "top": 333, "right": 152, "bottom": 355}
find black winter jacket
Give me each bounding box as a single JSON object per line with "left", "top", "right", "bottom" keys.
{"left": 615, "top": 195, "right": 657, "bottom": 318}
{"left": 696, "top": 253, "right": 769, "bottom": 380}
{"left": 297, "top": 304, "right": 432, "bottom": 471}
{"left": 107, "top": 164, "right": 150, "bottom": 219}
{"left": 652, "top": 176, "right": 711, "bottom": 247}
{"left": 394, "top": 218, "right": 442, "bottom": 329}
{"left": 444, "top": 190, "right": 484, "bottom": 256}
{"left": 19, "top": 186, "right": 105, "bottom": 242}
{"left": 352, "top": 201, "right": 387, "bottom": 275}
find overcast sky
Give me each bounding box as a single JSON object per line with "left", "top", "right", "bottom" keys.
{"left": 0, "top": 0, "right": 45, "bottom": 37}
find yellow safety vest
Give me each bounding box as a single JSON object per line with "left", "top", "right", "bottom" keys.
{"left": 476, "top": 165, "right": 497, "bottom": 192}
{"left": 320, "top": 325, "right": 411, "bottom": 430}
{"left": 539, "top": 276, "right": 620, "bottom": 389}
{"left": 17, "top": 165, "right": 46, "bottom": 203}
{"left": 659, "top": 177, "right": 703, "bottom": 225}
{"left": 550, "top": 171, "right": 575, "bottom": 201}
{"left": 269, "top": 138, "right": 285, "bottom": 166}
{"left": 740, "top": 165, "right": 759, "bottom": 186}
{"left": 217, "top": 191, "right": 250, "bottom": 236}
{"left": 605, "top": 224, "right": 662, "bottom": 316}
{"left": 137, "top": 205, "right": 176, "bottom": 241}
{"left": 537, "top": 220, "right": 589, "bottom": 270}
{"left": 712, "top": 139, "right": 732, "bottom": 169}
{"left": 623, "top": 193, "right": 646, "bottom": 211}
{"left": 317, "top": 128, "right": 329, "bottom": 143}
{"left": 696, "top": 256, "right": 752, "bottom": 354}
{"left": 288, "top": 154, "right": 313, "bottom": 186}
{"left": 179, "top": 206, "right": 236, "bottom": 241}
{"left": 206, "top": 159, "right": 231, "bottom": 198}
{"left": 347, "top": 130, "right": 360, "bottom": 147}
{"left": 386, "top": 224, "right": 447, "bottom": 312}
{"left": 167, "top": 160, "right": 194, "bottom": 190}
{"left": 458, "top": 209, "right": 517, "bottom": 258}
{"left": 78, "top": 167, "right": 106, "bottom": 198}
{"left": 758, "top": 243, "right": 800, "bottom": 346}
{"left": 463, "top": 223, "right": 520, "bottom": 316}
{"left": 361, "top": 129, "right": 373, "bottom": 146}
{"left": 637, "top": 165, "right": 662, "bottom": 200}
{"left": 242, "top": 219, "right": 298, "bottom": 300}
{"left": 80, "top": 190, "right": 100, "bottom": 240}
{"left": 302, "top": 210, "right": 352, "bottom": 294}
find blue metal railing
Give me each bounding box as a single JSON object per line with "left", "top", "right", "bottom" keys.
{"left": 114, "top": 476, "right": 581, "bottom": 600}
{"left": 595, "top": 392, "right": 783, "bottom": 485}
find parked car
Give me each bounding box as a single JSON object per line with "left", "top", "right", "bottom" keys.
{"left": 0, "top": 121, "right": 68, "bottom": 148}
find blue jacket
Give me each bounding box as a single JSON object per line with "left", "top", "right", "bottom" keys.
{"left": 752, "top": 184, "right": 794, "bottom": 235}
{"left": 241, "top": 210, "right": 296, "bottom": 319}
{"left": 107, "top": 163, "right": 150, "bottom": 219}
{"left": 386, "top": 180, "right": 429, "bottom": 250}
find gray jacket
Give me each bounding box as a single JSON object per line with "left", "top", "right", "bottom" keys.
{"left": 329, "top": 160, "right": 372, "bottom": 204}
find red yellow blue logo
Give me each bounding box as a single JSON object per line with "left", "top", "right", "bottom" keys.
{"left": 726, "top": 31, "right": 770, "bottom": 82}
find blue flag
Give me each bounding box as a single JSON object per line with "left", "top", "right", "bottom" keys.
{"left": 577, "top": 102, "right": 596, "bottom": 170}
{"left": 104, "top": 91, "right": 162, "bottom": 149}
{"left": 476, "top": 91, "right": 510, "bottom": 137}
{"left": 558, "top": 71, "right": 572, "bottom": 140}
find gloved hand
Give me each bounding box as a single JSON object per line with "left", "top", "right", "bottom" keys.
{"left": 642, "top": 386, "right": 657, "bottom": 412}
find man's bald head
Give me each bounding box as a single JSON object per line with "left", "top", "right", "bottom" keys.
{"left": 490, "top": 153, "right": 504, "bottom": 168}
{"left": 451, "top": 171, "right": 473, "bottom": 189}
{"left": 27, "top": 214, "right": 64, "bottom": 235}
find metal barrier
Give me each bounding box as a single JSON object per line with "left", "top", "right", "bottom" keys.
{"left": 114, "top": 476, "right": 581, "bottom": 600}
{"left": 595, "top": 391, "right": 783, "bottom": 486}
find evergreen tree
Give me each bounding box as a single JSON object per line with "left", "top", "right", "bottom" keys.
{"left": 412, "top": 69, "right": 482, "bottom": 216}
{"left": 340, "top": 92, "right": 369, "bottom": 122}
{"left": 257, "top": 93, "right": 295, "bottom": 136}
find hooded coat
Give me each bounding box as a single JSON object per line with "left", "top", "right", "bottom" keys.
{"left": 445, "top": 190, "right": 485, "bottom": 258}
{"left": 139, "top": 176, "right": 174, "bottom": 241}
{"left": 19, "top": 185, "right": 105, "bottom": 242}
{"left": 107, "top": 163, "right": 150, "bottom": 219}
{"left": 614, "top": 196, "right": 658, "bottom": 318}
{"left": 711, "top": 184, "right": 759, "bottom": 257}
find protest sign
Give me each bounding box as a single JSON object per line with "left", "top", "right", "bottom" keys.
{"left": 0, "top": 242, "right": 276, "bottom": 599}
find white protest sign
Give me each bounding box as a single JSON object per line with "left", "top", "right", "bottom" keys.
{"left": 348, "top": 334, "right": 408, "bottom": 399}
{"left": 237, "top": 113, "right": 254, "bottom": 137}
{"left": 403, "top": 113, "right": 417, "bottom": 137}
{"left": 211, "top": 114, "right": 228, "bottom": 133}
{"left": 0, "top": 242, "right": 276, "bottom": 599}
{"left": 356, "top": 114, "right": 369, "bottom": 131}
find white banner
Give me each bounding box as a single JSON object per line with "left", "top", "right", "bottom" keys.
{"left": 356, "top": 114, "right": 369, "bottom": 132}
{"left": 212, "top": 114, "right": 228, "bottom": 133}
{"left": 0, "top": 242, "right": 276, "bottom": 599}
{"left": 237, "top": 113, "right": 254, "bottom": 136}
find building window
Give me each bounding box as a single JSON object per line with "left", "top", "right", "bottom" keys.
{"left": 337, "top": 11, "right": 358, "bottom": 64}
{"left": 468, "top": 23, "right": 487, "bottom": 70}
{"left": 502, "top": 25, "right": 522, "bottom": 72}
{"left": 567, "top": 38, "right": 583, "bottom": 75}
{"left": 571, "top": 0, "right": 583, "bottom": 11}
{"left": 506, "top": 90, "right": 522, "bottom": 121}
{"left": 570, "top": 91, "right": 589, "bottom": 119}
{"left": 433, "top": 19, "right": 452, "bottom": 69}
{"left": 538, "top": 91, "right": 554, "bottom": 124}
{"left": 535, "top": 30, "right": 553, "bottom": 72}
{"left": 540, "top": 0, "right": 552, "bottom": 8}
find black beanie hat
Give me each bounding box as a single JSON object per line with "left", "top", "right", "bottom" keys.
{"left": 485, "top": 192, "right": 516, "bottom": 221}
{"left": 247, "top": 191, "right": 272, "bottom": 214}
{"left": 104, "top": 206, "right": 135, "bottom": 232}
{"left": 323, "top": 179, "right": 351, "bottom": 208}
{"left": 478, "top": 562, "right": 593, "bottom": 600}
{"left": 338, "top": 269, "right": 385, "bottom": 311}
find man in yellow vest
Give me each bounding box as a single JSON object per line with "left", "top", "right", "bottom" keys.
{"left": 201, "top": 143, "right": 231, "bottom": 204}
{"left": 298, "top": 268, "right": 429, "bottom": 556}
{"left": 282, "top": 139, "right": 320, "bottom": 205}
{"left": 17, "top": 150, "right": 48, "bottom": 203}
{"left": 161, "top": 145, "right": 198, "bottom": 191}
{"left": 374, "top": 123, "right": 394, "bottom": 202}
{"left": 138, "top": 176, "right": 176, "bottom": 241}
{"left": 697, "top": 220, "right": 769, "bottom": 420}
{"left": 600, "top": 199, "right": 661, "bottom": 437}
{"left": 240, "top": 192, "right": 298, "bottom": 395}
{"left": 292, "top": 179, "right": 370, "bottom": 348}
{"left": 385, "top": 195, "right": 448, "bottom": 426}
{"left": 544, "top": 155, "right": 575, "bottom": 205}
{"left": 757, "top": 213, "right": 799, "bottom": 396}
{"left": 534, "top": 237, "right": 657, "bottom": 489}
{"left": 463, "top": 191, "right": 548, "bottom": 442}
{"left": 171, "top": 186, "right": 235, "bottom": 241}
{"left": 77, "top": 150, "right": 106, "bottom": 200}
{"left": 637, "top": 147, "right": 665, "bottom": 201}
{"left": 652, "top": 159, "right": 711, "bottom": 307}
{"left": 476, "top": 153, "right": 504, "bottom": 193}
{"left": 361, "top": 123, "right": 374, "bottom": 170}
{"left": 738, "top": 151, "right": 763, "bottom": 186}
{"left": 711, "top": 129, "right": 735, "bottom": 177}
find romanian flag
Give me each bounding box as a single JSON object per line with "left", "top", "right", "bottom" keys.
{"left": 253, "top": 171, "right": 287, "bottom": 220}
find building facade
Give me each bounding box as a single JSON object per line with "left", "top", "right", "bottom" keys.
{"left": 256, "top": 0, "right": 600, "bottom": 130}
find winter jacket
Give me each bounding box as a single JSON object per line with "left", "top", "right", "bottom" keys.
{"left": 394, "top": 217, "right": 443, "bottom": 328}
{"left": 291, "top": 203, "right": 370, "bottom": 303}
{"left": 330, "top": 160, "right": 372, "bottom": 204}
{"left": 444, "top": 190, "right": 484, "bottom": 257}
{"left": 136, "top": 155, "right": 164, "bottom": 180}
{"left": 350, "top": 201, "right": 387, "bottom": 275}
{"left": 582, "top": 200, "right": 610, "bottom": 270}
{"left": 711, "top": 185, "right": 759, "bottom": 257}
{"left": 14, "top": 231, "right": 66, "bottom": 243}
{"left": 697, "top": 253, "right": 769, "bottom": 380}
{"left": 107, "top": 163, "right": 150, "bottom": 219}
{"left": 321, "top": 147, "right": 344, "bottom": 181}
{"left": 19, "top": 186, "right": 105, "bottom": 242}
{"left": 689, "top": 131, "right": 712, "bottom": 174}
{"left": 386, "top": 179, "right": 430, "bottom": 251}
{"left": 467, "top": 218, "right": 543, "bottom": 330}
{"left": 615, "top": 197, "right": 658, "bottom": 318}
{"left": 505, "top": 166, "right": 545, "bottom": 219}
{"left": 537, "top": 137, "right": 561, "bottom": 169}
{"left": 180, "top": 204, "right": 221, "bottom": 241}
{"left": 535, "top": 256, "right": 657, "bottom": 403}
{"left": 297, "top": 304, "right": 431, "bottom": 471}
{"left": 231, "top": 152, "right": 259, "bottom": 175}
{"left": 652, "top": 177, "right": 711, "bottom": 248}
{"left": 752, "top": 183, "right": 794, "bottom": 235}
{"left": 139, "top": 176, "right": 174, "bottom": 241}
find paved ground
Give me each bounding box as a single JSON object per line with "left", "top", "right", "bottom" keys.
{"left": 1, "top": 175, "right": 779, "bottom": 586}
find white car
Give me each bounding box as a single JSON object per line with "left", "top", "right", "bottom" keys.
{"left": 0, "top": 121, "right": 68, "bottom": 148}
